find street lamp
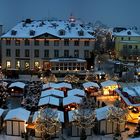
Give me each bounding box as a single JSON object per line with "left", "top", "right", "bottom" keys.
{"left": 98, "top": 60, "right": 101, "bottom": 70}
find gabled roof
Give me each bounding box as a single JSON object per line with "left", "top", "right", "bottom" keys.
{"left": 38, "top": 96, "right": 60, "bottom": 107}
{"left": 2, "top": 20, "right": 95, "bottom": 39}
{"left": 8, "top": 82, "right": 25, "bottom": 89}
{"left": 41, "top": 89, "right": 64, "bottom": 98}
{"left": 67, "top": 89, "right": 86, "bottom": 97}
{"left": 63, "top": 96, "right": 82, "bottom": 106}
{"left": 83, "top": 82, "right": 100, "bottom": 88}
{"left": 4, "top": 107, "right": 30, "bottom": 121}
{"left": 113, "top": 29, "right": 140, "bottom": 37}
{"left": 100, "top": 80, "right": 117, "bottom": 87}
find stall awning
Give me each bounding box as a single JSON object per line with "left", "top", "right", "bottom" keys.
{"left": 100, "top": 80, "right": 117, "bottom": 87}
{"left": 83, "top": 82, "right": 100, "bottom": 88}
{"left": 9, "top": 82, "right": 26, "bottom": 89}
{"left": 67, "top": 89, "right": 86, "bottom": 97}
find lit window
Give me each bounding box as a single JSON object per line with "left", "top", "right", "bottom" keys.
{"left": 25, "top": 61, "right": 30, "bottom": 69}
{"left": 16, "top": 61, "right": 20, "bottom": 69}
{"left": 34, "top": 61, "right": 39, "bottom": 70}
{"left": 6, "top": 61, "right": 11, "bottom": 68}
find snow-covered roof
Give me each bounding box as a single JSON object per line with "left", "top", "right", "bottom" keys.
{"left": 83, "top": 82, "right": 100, "bottom": 88}
{"left": 55, "top": 82, "right": 72, "bottom": 89}
{"left": 33, "top": 110, "right": 64, "bottom": 123}
{"left": 50, "top": 58, "right": 86, "bottom": 62}
{"left": 0, "top": 108, "right": 5, "bottom": 116}
{"left": 95, "top": 106, "right": 110, "bottom": 121}
{"left": 2, "top": 19, "right": 95, "bottom": 39}
{"left": 123, "top": 86, "right": 140, "bottom": 97}
{"left": 38, "top": 96, "right": 59, "bottom": 107}
{"left": 63, "top": 96, "right": 82, "bottom": 106}
{"left": 42, "top": 82, "right": 56, "bottom": 90}
{"left": 116, "top": 89, "right": 140, "bottom": 107}
{"left": 4, "top": 107, "right": 30, "bottom": 121}
{"left": 67, "top": 89, "right": 86, "bottom": 97}
{"left": 113, "top": 29, "right": 140, "bottom": 37}
{"left": 100, "top": 80, "right": 117, "bottom": 87}
{"left": 8, "top": 81, "right": 25, "bottom": 89}
{"left": 41, "top": 89, "right": 64, "bottom": 98}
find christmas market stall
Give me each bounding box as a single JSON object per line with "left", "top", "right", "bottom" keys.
{"left": 63, "top": 96, "right": 82, "bottom": 112}
{"left": 94, "top": 106, "right": 125, "bottom": 135}
{"left": 40, "top": 89, "right": 64, "bottom": 98}
{"left": 0, "top": 108, "right": 5, "bottom": 130}
{"left": 38, "top": 96, "right": 60, "bottom": 109}
{"left": 116, "top": 86, "right": 140, "bottom": 123}
{"left": 30, "top": 109, "right": 64, "bottom": 138}
{"left": 67, "top": 110, "right": 92, "bottom": 137}
{"left": 83, "top": 81, "right": 100, "bottom": 96}
{"left": 4, "top": 107, "right": 30, "bottom": 136}
{"left": 67, "top": 89, "right": 86, "bottom": 97}
{"left": 100, "top": 80, "right": 118, "bottom": 95}
{"left": 7, "top": 81, "right": 26, "bottom": 96}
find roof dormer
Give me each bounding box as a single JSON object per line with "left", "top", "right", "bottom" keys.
{"left": 29, "top": 30, "right": 35, "bottom": 36}
{"left": 78, "top": 30, "right": 84, "bottom": 36}
{"left": 59, "top": 29, "right": 66, "bottom": 36}
{"left": 11, "top": 30, "right": 17, "bottom": 35}
{"left": 127, "top": 31, "right": 131, "bottom": 35}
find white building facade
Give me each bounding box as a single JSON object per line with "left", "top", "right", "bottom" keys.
{"left": 1, "top": 18, "right": 95, "bottom": 72}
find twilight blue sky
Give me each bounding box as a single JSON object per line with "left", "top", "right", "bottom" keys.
{"left": 0, "top": 0, "right": 139, "bottom": 31}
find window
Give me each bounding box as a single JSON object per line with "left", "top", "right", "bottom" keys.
{"left": 135, "top": 45, "right": 138, "bottom": 49}
{"left": 84, "top": 41, "right": 89, "bottom": 46}
{"left": 6, "top": 61, "right": 11, "bottom": 68}
{"left": 34, "top": 49, "right": 39, "bottom": 57}
{"left": 15, "top": 49, "right": 20, "bottom": 57}
{"left": 25, "top": 61, "right": 30, "bottom": 69}
{"left": 34, "top": 39, "right": 39, "bottom": 46}
{"left": 6, "top": 49, "right": 11, "bottom": 57}
{"left": 84, "top": 50, "right": 89, "bottom": 58}
{"left": 15, "top": 40, "right": 20, "bottom": 46}
{"left": 74, "top": 50, "right": 79, "bottom": 58}
{"left": 24, "top": 39, "right": 30, "bottom": 46}
{"left": 6, "top": 40, "right": 11, "bottom": 46}
{"left": 64, "top": 39, "right": 69, "bottom": 46}
{"left": 44, "top": 40, "right": 49, "bottom": 46}
{"left": 121, "top": 37, "right": 124, "bottom": 41}
{"left": 74, "top": 40, "right": 79, "bottom": 46}
{"left": 44, "top": 50, "right": 49, "bottom": 58}
{"left": 54, "top": 40, "right": 59, "bottom": 46}
{"left": 123, "top": 45, "right": 127, "bottom": 49}
{"left": 34, "top": 61, "right": 39, "bottom": 70}
{"left": 16, "top": 60, "right": 20, "bottom": 69}
{"left": 129, "top": 45, "right": 132, "bottom": 49}
{"left": 128, "top": 37, "right": 131, "bottom": 41}
{"left": 54, "top": 50, "right": 59, "bottom": 58}
{"left": 64, "top": 50, "right": 69, "bottom": 58}
{"left": 25, "top": 49, "right": 30, "bottom": 57}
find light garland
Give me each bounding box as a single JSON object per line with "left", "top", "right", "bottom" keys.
{"left": 34, "top": 108, "right": 61, "bottom": 135}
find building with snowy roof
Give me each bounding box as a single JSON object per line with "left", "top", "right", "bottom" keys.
{"left": 113, "top": 29, "right": 140, "bottom": 62}
{"left": 1, "top": 17, "right": 95, "bottom": 72}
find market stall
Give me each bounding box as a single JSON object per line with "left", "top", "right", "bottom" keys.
{"left": 100, "top": 80, "right": 118, "bottom": 95}
{"left": 4, "top": 107, "right": 30, "bottom": 136}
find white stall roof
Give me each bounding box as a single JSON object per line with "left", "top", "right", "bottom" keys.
{"left": 33, "top": 110, "right": 64, "bottom": 123}
{"left": 95, "top": 106, "right": 110, "bottom": 121}
{"left": 100, "top": 80, "right": 117, "bottom": 87}
{"left": 123, "top": 86, "right": 140, "bottom": 97}
{"left": 67, "top": 89, "right": 86, "bottom": 97}
{"left": 116, "top": 89, "right": 140, "bottom": 107}
{"left": 63, "top": 96, "right": 82, "bottom": 106}
{"left": 4, "top": 107, "right": 30, "bottom": 121}
{"left": 55, "top": 82, "right": 72, "bottom": 89}
{"left": 42, "top": 82, "right": 56, "bottom": 90}
{"left": 38, "top": 96, "right": 59, "bottom": 107}
{"left": 9, "top": 82, "right": 25, "bottom": 89}
{"left": 83, "top": 82, "right": 100, "bottom": 88}
{"left": 41, "top": 89, "right": 64, "bottom": 98}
